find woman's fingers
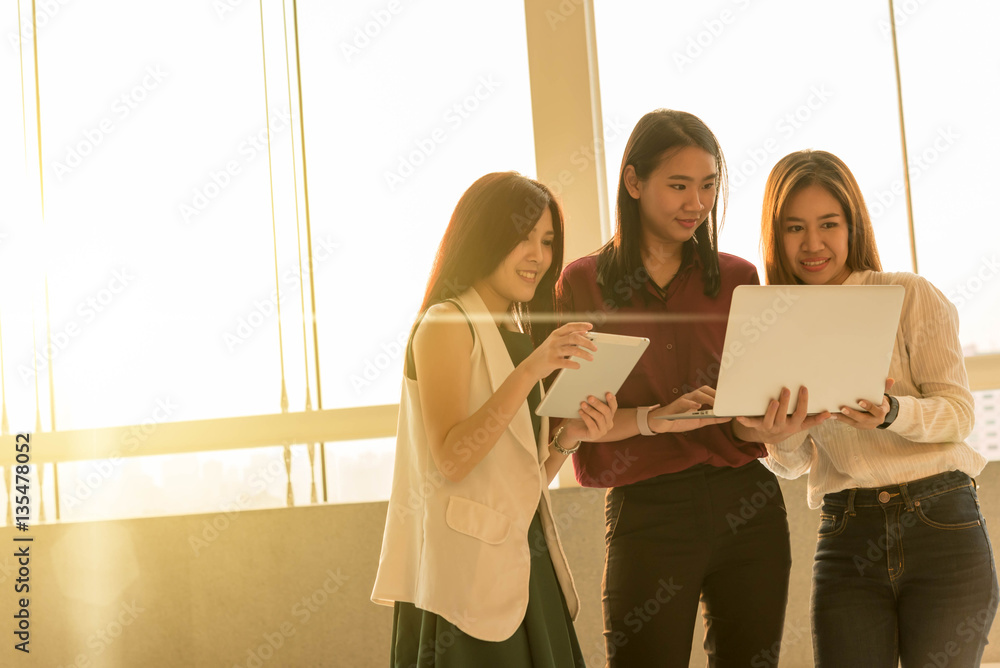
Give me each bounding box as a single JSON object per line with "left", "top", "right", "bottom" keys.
{"left": 563, "top": 344, "right": 594, "bottom": 362}
{"left": 802, "top": 411, "right": 832, "bottom": 429}
{"left": 836, "top": 397, "right": 886, "bottom": 430}
{"left": 575, "top": 394, "right": 617, "bottom": 438}
{"left": 587, "top": 395, "right": 614, "bottom": 418}
{"left": 605, "top": 392, "right": 618, "bottom": 415}
{"left": 789, "top": 386, "right": 810, "bottom": 425}
{"left": 572, "top": 332, "right": 598, "bottom": 352}
{"left": 761, "top": 395, "right": 781, "bottom": 431}
{"left": 855, "top": 398, "right": 887, "bottom": 420}
{"left": 684, "top": 389, "right": 715, "bottom": 407}
{"left": 557, "top": 322, "right": 593, "bottom": 335}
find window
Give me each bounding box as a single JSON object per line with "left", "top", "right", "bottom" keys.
{"left": 895, "top": 0, "right": 1000, "bottom": 355}
{"left": 593, "top": 0, "right": 910, "bottom": 273}
{"left": 2, "top": 1, "right": 538, "bottom": 517}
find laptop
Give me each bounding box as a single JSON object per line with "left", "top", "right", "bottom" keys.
{"left": 657, "top": 284, "right": 905, "bottom": 420}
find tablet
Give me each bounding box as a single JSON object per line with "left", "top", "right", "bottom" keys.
{"left": 535, "top": 332, "right": 649, "bottom": 419}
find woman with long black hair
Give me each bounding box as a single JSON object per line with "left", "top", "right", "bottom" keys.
{"left": 556, "top": 109, "right": 791, "bottom": 667}
{"left": 373, "top": 171, "right": 618, "bottom": 666}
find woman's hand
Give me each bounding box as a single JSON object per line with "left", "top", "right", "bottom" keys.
{"left": 649, "top": 385, "right": 730, "bottom": 432}
{"left": 522, "top": 322, "right": 596, "bottom": 381}
{"left": 735, "top": 386, "right": 831, "bottom": 443}
{"left": 561, "top": 393, "right": 619, "bottom": 444}
{"left": 832, "top": 378, "right": 895, "bottom": 430}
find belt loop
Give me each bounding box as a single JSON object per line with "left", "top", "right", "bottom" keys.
{"left": 899, "top": 481, "right": 915, "bottom": 511}
{"left": 846, "top": 489, "right": 857, "bottom": 516}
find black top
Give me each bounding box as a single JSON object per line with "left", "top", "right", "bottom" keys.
{"left": 498, "top": 326, "right": 541, "bottom": 441}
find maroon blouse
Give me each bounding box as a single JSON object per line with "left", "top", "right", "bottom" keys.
{"left": 555, "top": 250, "right": 766, "bottom": 488}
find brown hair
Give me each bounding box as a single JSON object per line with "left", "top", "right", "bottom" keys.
{"left": 760, "top": 150, "right": 881, "bottom": 285}
{"left": 420, "top": 171, "right": 564, "bottom": 345}
{"left": 597, "top": 109, "right": 727, "bottom": 304}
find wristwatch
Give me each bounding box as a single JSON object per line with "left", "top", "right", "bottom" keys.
{"left": 877, "top": 394, "right": 899, "bottom": 430}
{"left": 636, "top": 404, "right": 660, "bottom": 436}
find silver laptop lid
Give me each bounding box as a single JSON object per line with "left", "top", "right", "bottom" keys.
{"left": 713, "top": 285, "right": 905, "bottom": 417}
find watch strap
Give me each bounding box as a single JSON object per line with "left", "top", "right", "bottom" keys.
{"left": 636, "top": 404, "right": 660, "bottom": 436}
{"left": 877, "top": 394, "right": 899, "bottom": 430}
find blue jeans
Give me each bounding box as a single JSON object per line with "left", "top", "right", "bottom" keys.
{"left": 812, "top": 470, "right": 998, "bottom": 668}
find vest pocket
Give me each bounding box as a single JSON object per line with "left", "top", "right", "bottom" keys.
{"left": 446, "top": 496, "right": 512, "bottom": 545}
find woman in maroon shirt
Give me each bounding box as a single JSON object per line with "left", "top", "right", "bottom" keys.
{"left": 556, "top": 110, "right": 790, "bottom": 667}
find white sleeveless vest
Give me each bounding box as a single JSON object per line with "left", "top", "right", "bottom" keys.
{"left": 371, "top": 287, "right": 579, "bottom": 641}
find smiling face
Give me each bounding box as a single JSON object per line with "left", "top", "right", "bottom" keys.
{"left": 475, "top": 207, "right": 554, "bottom": 312}
{"left": 781, "top": 184, "right": 852, "bottom": 285}
{"left": 624, "top": 145, "right": 718, "bottom": 248}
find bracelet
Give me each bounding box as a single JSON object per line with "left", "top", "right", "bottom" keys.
{"left": 636, "top": 404, "right": 660, "bottom": 436}
{"left": 552, "top": 424, "right": 581, "bottom": 455}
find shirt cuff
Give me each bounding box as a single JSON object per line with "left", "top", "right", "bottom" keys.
{"left": 768, "top": 429, "right": 811, "bottom": 453}
{"left": 884, "top": 394, "right": 916, "bottom": 435}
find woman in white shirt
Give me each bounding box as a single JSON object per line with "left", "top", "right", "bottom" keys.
{"left": 733, "top": 149, "right": 997, "bottom": 667}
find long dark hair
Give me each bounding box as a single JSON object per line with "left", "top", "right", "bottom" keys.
{"left": 597, "top": 109, "right": 727, "bottom": 305}
{"left": 761, "top": 150, "right": 882, "bottom": 285}
{"left": 420, "top": 171, "right": 564, "bottom": 345}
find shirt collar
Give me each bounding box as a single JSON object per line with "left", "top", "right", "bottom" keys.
{"left": 643, "top": 243, "right": 699, "bottom": 302}
{"left": 841, "top": 269, "right": 872, "bottom": 286}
